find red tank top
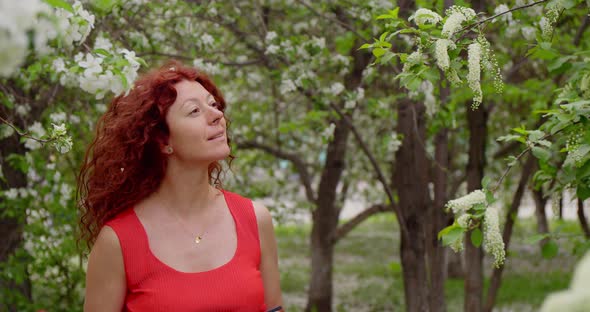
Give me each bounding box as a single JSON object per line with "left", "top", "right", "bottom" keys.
{"left": 105, "top": 190, "right": 267, "bottom": 311}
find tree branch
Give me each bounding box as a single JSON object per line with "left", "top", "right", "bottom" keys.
{"left": 235, "top": 140, "right": 316, "bottom": 203}
{"left": 334, "top": 203, "right": 394, "bottom": 242}
{"left": 574, "top": 14, "right": 590, "bottom": 46}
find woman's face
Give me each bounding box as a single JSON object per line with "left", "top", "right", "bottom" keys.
{"left": 164, "top": 79, "right": 230, "bottom": 164}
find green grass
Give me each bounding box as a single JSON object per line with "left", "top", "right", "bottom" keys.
{"left": 276, "top": 215, "right": 579, "bottom": 311}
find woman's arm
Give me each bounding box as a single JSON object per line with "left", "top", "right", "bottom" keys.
{"left": 252, "top": 201, "right": 284, "bottom": 310}
{"left": 84, "top": 226, "right": 126, "bottom": 312}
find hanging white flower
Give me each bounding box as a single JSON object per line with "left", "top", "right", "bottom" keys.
{"left": 467, "top": 42, "right": 483, "bottom": 108}
{"left": 445, "top": 189, "right": 487, "bottom": 215}
{"left": 409, "top": 8, "right": 442, "bottom": 26}
{"left": 483, "top": 207, "right": 505, "bottom": 268}
{"left": 434, "top": 39, "right": 456, "bottom": 71}
{"left": 442, "top": 6, "right": 477, "bottom": 38}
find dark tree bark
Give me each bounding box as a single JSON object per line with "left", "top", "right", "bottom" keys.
{"left": 532, "top": 186, "right": 550, "bottom": 247}
{"left": 428, "top": 68, "right": 453, "bottom": 312}
{"left": 464, "top": 101, "right": 488, "bottom": 312}
{"left": 578, "top": 199, "right": 590, "bottom": 239}
{"left": 305, "top": 117, "right": 349, "bottom": 312}
{"left": 0, "top": 135, "right": 31, "bottom": 311}
{"left": 483, "top": 156, "right": 535, "bottom": 312}
{"left": 304, "top": 36, "right": 371, "bottom": 312}
{"left": 393, "top": 98, "right": 432, "bottom": 312}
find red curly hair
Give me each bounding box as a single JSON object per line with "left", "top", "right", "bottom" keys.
{"left": 77, "top": 60, "right": 233, "bottom": 249}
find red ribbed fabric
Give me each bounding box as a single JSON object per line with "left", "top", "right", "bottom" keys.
{"left": 105, "top": 190, "right": 266, "bottom": 311}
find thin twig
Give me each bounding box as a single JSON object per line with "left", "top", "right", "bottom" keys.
{"left": 0, "top": 115, "right": 52, "bottom": 143}
{"left": 459, "top": 0, "right": 550, "bottom": 35}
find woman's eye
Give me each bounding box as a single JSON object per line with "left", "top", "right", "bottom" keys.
{"left": 210, "top": 102, "right": 219, "bottom": 108}
{"left": 190, "top": 107, "right": 200, "bottom": 114}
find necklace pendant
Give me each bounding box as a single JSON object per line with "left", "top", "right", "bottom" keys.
{"left": 195, "top": 236, "right": 202, "bottom": 244}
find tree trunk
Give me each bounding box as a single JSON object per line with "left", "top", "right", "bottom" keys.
{"left": 305, "top": 38, "right": 369, "bottom": 312}
{"left": 532, "top": 186, "right": 550, "bottom": 247}
{"left": 578, "top": 199, "right": 590, "bottom": 239}
{"left": 393, "top": 99, "right": 431, "bottom": 312}
{"left": 428, "top": 67, "right": 453, "bottom": 312}
{"left": 305, "top": 117, "right": 349, "bottom": 312}
{"left": 0, "top": 135, "right": 31, "bottom": 311}
{"left": 483, "top": 156, "right": 535, "bottom": 312}
{"left": 464, "top": 101, "right": 488, "bottom": 312}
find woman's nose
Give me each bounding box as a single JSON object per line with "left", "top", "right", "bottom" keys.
{"left": 208, "top": 106, "right": 223, "bottom": 124}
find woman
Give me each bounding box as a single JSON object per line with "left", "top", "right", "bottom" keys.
{"left": 78, "top": 60, "right": 284, "bottom": 311}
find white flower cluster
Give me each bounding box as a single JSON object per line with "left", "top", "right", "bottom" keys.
{"left": 344, "top": 87, "right": 365, "bottom": 110}
{"left": 539, "top": 7, "right": 559, "bottom": 41}
{"left": 540, "top": 252, "right": 590, "bottom": 311}
{"left": 483, "top": 208, "right": 505, "bottom": 268}
{"left": 280, "top": 79, "right": 297, "bottom": 95}
{"left": 0, "top": 0, "right": 54, "bottom": 77}
{"left": 434, "top": 39, "right": 456, "bottom": 71}
{"left": 55, "top": 1, "right": 95, "bottom": 48}
{"left": 478, "top": 37, "right": 504, "bottom": 96}
{"left": 49, "top": 123, "right": 73, "bottom": 154}
{"left": 457, "top": 214, "right": 472, "bottom": 228}
{"left": 329, "top": 82, "right": 345, "bottom": 96}
{"left": 409, "top": 8, "right": 442, "bottom": 26}
{"left": 24, "top": 121, "right": 46, "bottom": 150}
{"left": 442, "top": 6, "right": 476, "bottom": 38}
{"left": 493, "top": 4, "right": 513, "bottom": 24}
{"left": 321, "top": 123, "right": 336, "bottom": 142}
{"left": 54, "top": 48, "right": 141, "bottom": 99}
{"left": 419, "top": 80, "right": 437, "bottom": 116}
{"left": 402, "top": 51, "right": 426, "bottom": 73}
{"left": 445, "top": 189, "right": 487, "bottom": 214}
{"left": 467, "top": 42, "right": 483, "bottom": 108}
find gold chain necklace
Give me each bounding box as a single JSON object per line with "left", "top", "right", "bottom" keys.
{"left": 169, "top": 208, "right": 215, "bottom": 244}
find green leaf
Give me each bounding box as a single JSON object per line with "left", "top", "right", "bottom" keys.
{"left": 389, "top": 261, "right": 402, "bottom": 274}
{"left": 438, "top": 224, "right": 465, "bottom": 246}
{"left": 470, "top": 228, "right": 483, "bottom": 248}
{"left": 542, "top": 239, "right": 559, "bottom": 259}
{"left": 532, "top": 146, "right": 551, "bottom": 162}
{"left": 577, "top": 183, "right": 590, "bottom": 201}
{"left": 358, "top": 43, "right": 372, "bottom": 50}
{"left": 373, "top": 48, "right": 386, "bottom": 57}
{"left": 93, "top": 48, "right": 111, "bottom": 57}
{"left": 43, "top": 0, "right": 74, "bottom": 12}
{"left": 94, "top": 0, "right": 117, "bottom": 13}
{"left": 524, "top": 233, "right": 549, "bottom": 244}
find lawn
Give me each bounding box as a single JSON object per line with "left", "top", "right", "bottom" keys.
{"left": 276, "top": 214, "right": 581, "bottom": 311}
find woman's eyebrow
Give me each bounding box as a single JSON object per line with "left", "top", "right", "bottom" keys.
{"left": 181, "top": 94, "right": 214, "bottom": 107}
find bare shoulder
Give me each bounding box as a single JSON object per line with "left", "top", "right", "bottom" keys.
{"left": 84, "top": 226, "right": 126, "bottom": 311}
{"left": 251, "top": 200, "right": 274, "bottom": 230}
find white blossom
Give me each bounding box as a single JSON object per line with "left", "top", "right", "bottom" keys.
{"left": 49, "top": 112, "right": 67, "bottom": 123}
{"left": 442, "top": 6, "right": 476, "bottom": 38}
{"left": 265, "top": 44, "right": 280, "bottom": 55}
{"left": 467, "top": 42, "right": 483, "bottom": 107}
{"left": 15, "top": 103, "right": 31, "bottom": 116}
{"left": 410, "top": 8, "right": 442, "bottom": 26}
{"left": 321, "top": 123, "right": 336, "bottom": 142}
{"left": 445, "top": 189, "right": 487, "bottom": 215}
{"left": 434, "top": 39, "right": 455, "bottom": 71}
{"left": 420, "top": 80, "right": 436, "bottom": 116}
{"left": 279, "top": 79, "right": 297, "bottom": 95}
{"left": 201, "top": 33, "right": 214, "bottom": 46}
{"left": 493, "top": 4, "right": 512, "bottom": 24}
{"left": 402, "top": 51, "right": 425, "bottom": 73}
{"left": 265, "top": 31, "right": 277, "bottom": 42}
{"left": 94, "top": 35, "right": 113, "bottom": 50}
{"left": 521, "top": 26, "right": 537, "bottom": 40}
{"left": 329, "top": 82, "right": 345, "bottom": 96}
{"left": 483, "top": 208, "right": 505, "bottom": 268}
{"left": 457, "top": 214, "right": 472, "bottom": 228}
{"left": 4, "top": 188, "right": 19, "bottom": 200}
